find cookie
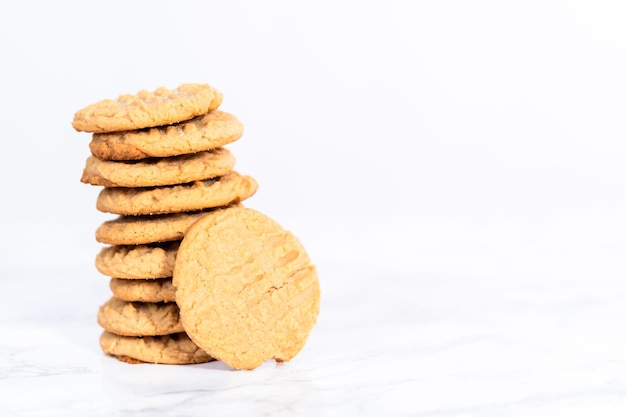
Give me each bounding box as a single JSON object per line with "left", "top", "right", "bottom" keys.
{"left": 173, "top": 206, "right": 320, "bottom": 370}
{"left": 95, "top": 207, "right": 240, "bottom": 245}
{"left": 89, "top": 110, "right": 243, "bottom": 161}
{"left": 111, "top": 355, "right": 146, "bottom": 365}
{"left": 81, "top": 148, "right": 235, "bottom": 188}
{"left": 72, "top": 83, "right": 223, "bottom": 133}
{"left": 97, "top": 297, "right": 183, "bottom": 336}
{"left": 99, "top": 331, "right": 213, "bottom": 365}
{"left": 96, "top": 171, "right": 258, "bottom": 215}
{"left": 95, "top": 242, "right": 179, "bottom": 279}
{"left": 110, "top": 278, "right": 176, "bottom": 303}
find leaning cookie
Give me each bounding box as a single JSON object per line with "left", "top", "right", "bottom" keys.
{"left": 95, "top": 242, "right": 179, "bottom": 279}
{"left": 96, "top": 172, "right": 258, "bottom": 215}
{"left": 81, "top": 148, "right": 235, "bottom": 188}
{"left": 174, "top": 206, "right": 320, "bottom": 370}
{"left": 97, "top": 297, "right": 183, "bottom": 336}
{"left": 100, "top": 331, "right": 213, "bottom": 364}
{"left": 72, "top": 83, "right": 223, "bottom": 133}
{"left": 95, "top": 207, "right": 239, "bottom": 245}
{"left": 110, "top": 278, "right": 176, "bottom": 303}
{"left": 89, "top": 110, "right": 243, "bottom": 160}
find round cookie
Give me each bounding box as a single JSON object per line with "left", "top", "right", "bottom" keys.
{"left": 110, "top": 278, "right": 176, "bottom": 303}
{"left": 89, "top": 110, "right": 243, "bottom": 161}
{"left": 95, "top": 242, "right": 179, "bottom": 279}
{"left": 95, "top": 205, "right": 239, "bottom": 245}
{"left": 99, "top": 331, "right": 213, "bottom": 364}
{"left": 72, "top": 83, "right": 223, "bottom": 133}
{"left": 81, "top": 148, "right": 235, "bottom": 188}
{"left": 97, "top": 297, "right": 183, "bottom": 336}
{"left": 96, "top": 172, "right": 258, "bottom": 215}
{"left": 173, "top": 206, "right": 320, "bottom": 370}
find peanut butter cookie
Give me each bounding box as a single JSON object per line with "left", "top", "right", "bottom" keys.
{"left": 72, "top": 83, "right": 222, "bottom": 133}
{"left": 99, "top": 331, "right": 213, "bottom": 364}
{"left": 95, "top": 242, "right": 179, "bottom": 279}
{"left": 110, "top": 278, "right": 176, "bottom": 303}
{"left": 95, "top": 208, "right": 239, "bottom": 245}
{"left": 96, "top": 172, "right": 257, "bottom": 215}
{"left": 173, "top": 206, "right": 320, "bottom": 370}
{"left": 97, "top": 297, "right": 183, "bottom": 336}
{"left": 81, "top": 148, "right": 235, "bottom": 188}
{"left": 89, "top": 110, "right": 243, "bottom": 160}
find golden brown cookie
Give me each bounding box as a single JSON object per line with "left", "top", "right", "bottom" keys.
{"left": 97, "top": 297, "right": 183, "bottom": 336}
{"left": 110, "top": 278, "right": 176, "bottom": 303}
{"left": 95, "top": 242, "right": 179, "bottom": 279}
{"left": 95, "top": 208, "right": 235, "bottom": 245}
{"left": 89, "top": 110, "right": 243, "bottom": 160}
{"left": 173, "top": 206, "right": 320, "bottom": 370}
{"left": 112, "top": 355, "right": 146, "bottom": 365}
{"left": 72, "top": 83, "right": 223, "bottom": 133}
{"left": 81, "top": 148, "right": 235, "bottom": 188}
{"left": 96, "top": 172, "right": 258, "bottom": 215}
{"left": 99, "top": 331, "right": 213, "bottom": 364}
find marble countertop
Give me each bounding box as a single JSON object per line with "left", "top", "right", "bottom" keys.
{"left": 2, "top": 237, "right": 626, "bottom": 416}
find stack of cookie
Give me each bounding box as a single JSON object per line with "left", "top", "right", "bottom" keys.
{"left": 73, "top": 83, "right": 320, "bottom": 370}
{"left": 73, "top": 84, "right": 257, "bottom": 364}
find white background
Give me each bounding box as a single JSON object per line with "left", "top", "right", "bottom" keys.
{"left": 1, "top": 0, "right": 625, "bottom": 280}
{"left": 2, "top": 1, "right": 626, "bottom": 415}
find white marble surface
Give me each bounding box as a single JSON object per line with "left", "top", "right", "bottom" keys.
{"left": 2, "top": 212, "right": 626, "bottom": 417}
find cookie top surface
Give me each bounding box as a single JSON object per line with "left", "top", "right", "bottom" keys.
{"left": 96, "top": 207, "right": 238, "bottom": 245}
{"left": 72, "top": 83, "right": 223, "bottom": 133}
{"left": 99, "top": 331, "right": 213, "bottom": 365}
{"left": 96, "top": 172, "right": 258, "bottom": 215}
{"left": 81, "top": 148, "right": 235, "bottom": 188}
{"left": 173, "top": 206, "right": 320, "bottom": 370}
{"left": 95, "top": 242, "right": 179, "bottom": 279}
{"left": 88, "top": 110, "right": 243, "bottom": 160}
{"left": 97, "top": 297, "right": 183, "bottom": 336}
{"left": 110, "top": 278, "right": 176, "bottom": 303}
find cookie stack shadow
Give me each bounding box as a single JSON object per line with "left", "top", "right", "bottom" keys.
{"left": 73, "top": 84, "right": 257, "bottom": 364}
